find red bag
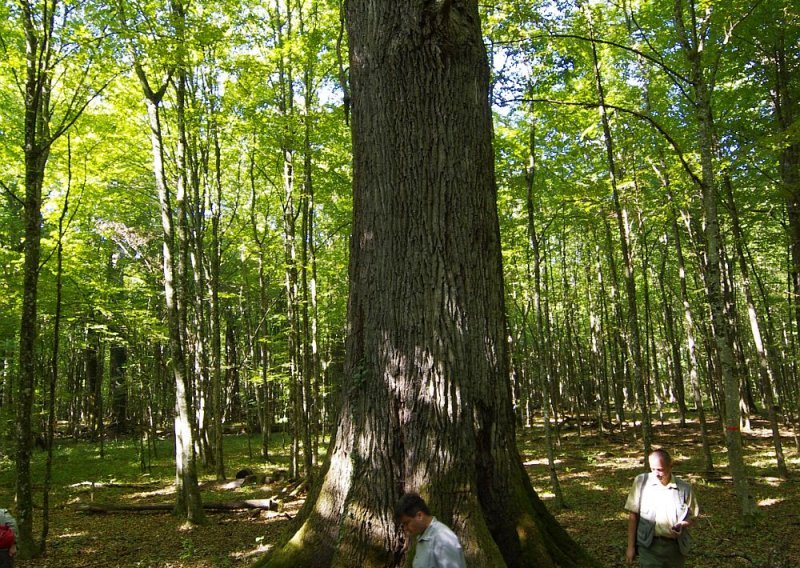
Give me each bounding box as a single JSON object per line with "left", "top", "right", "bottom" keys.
{"left": 0, "top": 524, "right": 15, "bottom": 549}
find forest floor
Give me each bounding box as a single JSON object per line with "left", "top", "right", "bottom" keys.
{"left": 2, "top": 412, "right": 799, "bottom": 567}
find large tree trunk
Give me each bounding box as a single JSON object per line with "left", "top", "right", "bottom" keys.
{"left": 257, "top": 2, "right": 595, "bottom": 567}
{"left": 769, "top": 3, "right": 800, "bottom": 445}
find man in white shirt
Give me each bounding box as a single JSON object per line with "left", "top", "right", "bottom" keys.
{"left": 625, "top": 449, "right": 700, "bottom": 567}
{"left": 395, "top": 493, "right": 466, "bottom": 568}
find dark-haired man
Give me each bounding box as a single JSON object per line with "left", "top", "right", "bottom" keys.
{"left": 625, "top": 449, "right": 700, "bottom": 567}
{"left": 395, "top": 493, "right": 466, "bottom": 568}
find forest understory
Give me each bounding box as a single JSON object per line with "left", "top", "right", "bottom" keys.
{"left": 4, "top": 413, "right": 798, "bottom": 568}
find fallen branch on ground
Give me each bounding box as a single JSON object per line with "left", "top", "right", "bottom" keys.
{"left": 76, "top": 498, "right": 280, "bottom": 513}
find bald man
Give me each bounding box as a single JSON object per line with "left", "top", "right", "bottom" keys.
{"left": 625, "top": 449, "right": 699, "bottom": 567}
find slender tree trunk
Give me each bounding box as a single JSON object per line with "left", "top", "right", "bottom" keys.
{"left": 210, "top": 106, "right": 225, "bottom": 480}
{"left": 641, "top": 224, "right": 664, "bottom": 423}
{"left": 724, "top": 176, "right": 788, "bottom": 476}
{"left": 586, "top": 251, "right": 611, "bottom": 429}
{"left": 526, "top": 120, "right": 564, "bottom": 509}
{"left": 225, "top": 319, "right": 240, "bottom": 423}
{"left": 283, "top": 157, "right": 301, "bottom": 479}
{"left": 85, "top": 327, "right": 102, "bottom": 445}
{"left": 667, "top": 190, "right": 714, "bottom": 472}
{"left": 42, "top": 136, "right": 74, "bottom": 551}
{"left": 674, "top": 0, "right": 755, "bottom": 514}
{"left": 658, "top": 240, "right": 688, "bottom": 426}
{"left": 594, "top": 237, "right": 623, "bottom": 430}
{"left": 601, "top": 219, "right": 629, "bottom": 431}
{"left": 250, "top": 145, "right": 273, "bottom": 460}
{"left": 301, "top": 28, "right": 323, "bottom": 475}
{"left": 586, "top": 11, "right": 651, "bottom": 458}
{"left": 135, "top": 52, "right": 205, "bottom": 523}
{"left": 110, "top": 346, "right": 128, "bottom": 435}
{"left": 15, "top": 0, "right": 56, "bottom": 556}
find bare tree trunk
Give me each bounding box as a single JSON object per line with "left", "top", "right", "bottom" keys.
{"left": 273, "top": 0, "right": 303, "bottom": 478}
{"left": 668, "top": 190, "right": 714, "bottom": 472}
{"left": 658, "top": 239, "right": 688, "bottom": 426}
{"left": 526, "top": 120, "right": 564, "bottom": 509}
{"left": 134, "top": 49, "right": 205, "bottom": 522}
{"left": 724, "top": 176, "right": 788, "bottom": 476}
{"left": 207, "top": 89, "right": 225, "bottom": 480}
{"left": 300, "top": 11, "right": 323, "bottom": 475}
{"left": 249, "top": 144, "right": 274, "bottom": 461}
{"left": 674, "top": 0, "right": 755, "bottom": 515}
{"left": 15, "top": 0, "right": 55, "bottom": 556}
{"left": 601, "top": 219, "right": 629, "bottom": 431}
{"left": 42, "top": 136, "right": 76, "bottom": 552}
{"left": 585, "top": 247, "right": 611, "bottom": 429}
{"left": 586, "top": 11, "right": 651, "bottom": 459}
{"left": 641, "top": 223, "right": 664, "bottom": 424}
{"left": 85, "top": 327, "right": 102, "bottom": 448}
{"left": 768, "top": 2, "right": 800, "bottom": 454}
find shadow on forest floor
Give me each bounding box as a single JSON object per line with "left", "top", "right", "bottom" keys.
{"left": 520, "top": 412, "right": 800, "bottom": 568}
{"left": 1, "top": 413, "right": 798, "bottom": 567}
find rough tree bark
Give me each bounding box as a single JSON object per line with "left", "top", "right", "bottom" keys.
{"left": 256, "top": 1, "right": 596, "bottom": 567}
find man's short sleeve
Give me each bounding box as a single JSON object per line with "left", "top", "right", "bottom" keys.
{"left": 624, "top": 473, "right": 646, "bottom": 513}
{"left": 431, "top": 529, "right": 466, "bottom": 568}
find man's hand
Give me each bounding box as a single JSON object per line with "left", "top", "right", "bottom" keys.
{"left": 671, "top": 520, "right": 686, "bottom": 537}
{"left": 9, "top": 543, "right": 17, "bottom": 558}
{"left": 625, "top": 544, "right": 636, "bottom": 565}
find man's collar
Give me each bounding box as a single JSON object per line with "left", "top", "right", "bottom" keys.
{"left": 418, "top": 517, "right": 438, "bottom": 541}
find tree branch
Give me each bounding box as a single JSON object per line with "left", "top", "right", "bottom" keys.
{"left": 512, "top": 97, "right": 704, "bottom": 189}
{"left": 0, "top": 180, "right": 24, "bottom": 207}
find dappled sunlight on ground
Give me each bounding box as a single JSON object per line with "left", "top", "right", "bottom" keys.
{"left": 757, "top": 497, "right": 783, "bottom": 507}
{"left": 1, "top": 416, "right": 796, "bottom": 567}
{"left": 131, "top": 485, "right": 178, "bottom": 499}
{"left": 54, "top": 531, "right": 89, "bottom": 539}
{"left": 523, "top": 457, "right": 564, "bottom": 466}
{"left": 230, "top": 542, "right": 273, "bottom": 560}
